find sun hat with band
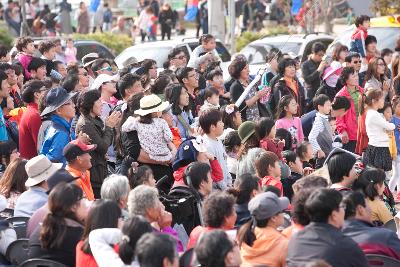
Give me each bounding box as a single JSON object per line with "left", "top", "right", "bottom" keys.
{"left": 134, "top": 94, "right": 170, "bottom": 116}
{"left": 90, "top": 73, "right": 119, "bottom": 90}
{"left": 63, "top": 139, "right": 97, "bottom": 162}
{"left": 82, "top": 53, "right": 99, "bottom": 68}
{"left": 25, "top": 155, "right": 63, "bottom": 187}
{"left": 40, "top": 87, "right": 77, "bottom": 117}
{"left": 238, "top": 121, "right": 256, "bottom": 144}
{"left": 248, "top": 191, "right": 289, "bottom": 221}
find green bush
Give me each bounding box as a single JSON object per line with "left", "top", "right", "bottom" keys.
{"left": 236, "top": 25, "right": 290, "bottom": 52}
{"left": 0, "top": 23, "right": 14, "bottom": 49}
{"left": 73, "top": 32, "right": 133, "bottom": 55}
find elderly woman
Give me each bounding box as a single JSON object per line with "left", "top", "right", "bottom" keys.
{"left": 100, "top": 174, "right": 130, "bottom": 219}
{"left": 229, "top": 56, "right": 270, "bottom": 121}
{"left": 75, "top": 90, "right": 121, "bottom": 198}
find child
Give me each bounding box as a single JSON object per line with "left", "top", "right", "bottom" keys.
{"left": 128, "top": 164, "right": 156, "bottom": 189}
{"left": 254, "top": 151, "right": 283, "bottom": 196}
{"left": 223, "top": 130, "right": 241, "bottom": 182}
{"left": 380, "top": 103, "right": 396, "bottom": 160}
{"left": 205, "top": 69, "right": 229, "bottom": 106}
{"left": 161, "top": 105, "right": 182, "bottom": 149}
{"left": 282, "top": 150, "right": 303, "bottom": 201}
{"left": 390, "top": 98, "right": 400, "bottom": 199}
{"left": 350, "top": 15, "right": 370, "bottom": 61}
{"left": 329, "top": 116, "right": 342, "bottom": 149}
{"left": 199, "top": 87, "right": 220, "bottom": 114}
{"left": 122, "top": 94, "right": 176, "bottom": 162}
{"left": 275, "top": 95, "right": 304, "bottom": 149}
{"left": 219, "top": 104, "right": 242, "bottom": 141}
{"left": 15, "top": 37, "right": 35, "bottom": 80}
{"left": 187, "top": 34, "right": 221, "bottom": 68}
{"left": 200, "top": 109, "right": 232, "bottom": 189}
{"left": 363, "top": 89, "right": 395, "bottom": 171}
{"left": 308, "top": 94, "right": 332, "bottom": 169}
{"left": 256, "top": 117, "right": 284, "bottom": 160}
{"left": 65, "top": 39, "right": 77, "bottom": 64}
{"left": 297, "top": 141, "right": 314, "bottom": 170}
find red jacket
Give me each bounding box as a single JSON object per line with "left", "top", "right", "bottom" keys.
{"left": 19, "top": 103, "right": 42, "bottom": 159}
{"left": 336, "top": 85, "right": 364, "bottom": 141}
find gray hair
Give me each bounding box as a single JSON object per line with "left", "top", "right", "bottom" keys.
{"left": 128, "top": 185, "right": 159, "bottom": 216}
{"left": 101, "top": 174, "right": 130, "bottom": 202}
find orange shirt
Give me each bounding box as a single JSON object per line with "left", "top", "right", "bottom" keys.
{"left": 66, "top": 165, "right": 95, "bottom": 201}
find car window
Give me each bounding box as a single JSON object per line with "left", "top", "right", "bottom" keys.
{"left": 96, "top": 45, "right": 114, "bottom": 60}
{"left": 241, "top": 45, "right": 269, "bottom": 65}
{"left": 76, "top": 44, "right": 97, "bottom": 62}
{"left": 268, "top": 42, "right": 302, "bottom": 55}
{"left": 118, "top": 47, "right": 173, "bottom": 68}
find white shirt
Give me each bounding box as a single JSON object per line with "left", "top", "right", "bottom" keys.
{"left": 365, "top": 109, "right": 395, "bottom": 147}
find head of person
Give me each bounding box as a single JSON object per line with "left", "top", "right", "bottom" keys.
{"left": 0, "top": 45, "right": 10, "bottom": 62}
{"left": 15, "top": 37, "right": 35, "bottom": 54}
{"left": 392, "top": 53, "right": 400, "bottom": 80}
{"left": 119, "top": 215, "right": 153, "bottom": 265}
{"left": 116, "top": 16, "right": 125, "bottom": 28}
{"left": 78, "top": 89, "right": 101, "bottom": 118}
{"left": 80, "top": 199, "right": 122, "bottom": 256}
{"left": 342, "top": 191, "right": 372, "bottom": 223}
{"left": 365, "top": 35, "right": 378, "bottom": 54}
{"left": 13, "top": 63, "right": 23, "bottom": 88}
{"left": 167, "top": 47, "right": 188, "bottom": 69}
{"left": 118, "top": 73, "right": 143, "bottom": 100}
{"left": 305, "top": 188, "right": 344, "bottom": 228}
{"left": 221, "top": 104, "right": 242, "bottom": 130}
{"left": 360, "top": 88, "right": 384, "bottom": 114}
{"left": 266, "top": 48, "right": 283, "bottom": 71}
{"left": 172, "top": 137, "right": 210, "bottom": 170}
{"left": 393, "top": 97, "right": 400, "bottom": 117}
{"left": 68, "top": 64, "right": 90, "bottom": 89}
{"left": 170, "top": 84, "right": 189, "bottom": 115}
{"left": 54, "top": 61, "right": 67, "bottom": 77}
{"left": 228, "top": 56, "right": 249, "bottom": 80}
{"left": 205, "top": 69, "right": 224, "bottom": 89}
{"left": 28, "top": 57, "right": 47, "bottom": 80}
{"left": 53, "top": 38, "right": 63, "bottom": 54}
{"left": 379, "top": 101, "right": 392, "bottom": 121}
{"left": 63, "top": 139, "right": 95, "bottom": 172}
{"left": 282, "top": 150, "right": 303, "bottom": 174}
{"left": 313, "top": 94, "right": 331, "bottom": 115}
{"left": 151, "top": 74, "right": 172, "bottom": 95}
{"left": 238, "top": 192, "right": 289, "bottom": 246}
{"left": 254, "top": 151, "right": 281, "bottom": 179}
{"left": 195, "top": 230, "right": 242, "bottom": 267}
{"left": 292, "top": 175, "right": 329, "bottom": 195}
{"left": 381, "top": 48, "right": 393, "bottom": 66}
{"left": 0, "top": 63, "right": 17, "bottom": 87}
{"left": 200, "top": 34, "right": 216, "bottom": 51}
{"left": 202, "top": 87, "right": 219, "bottom": 106}
{"left": 255, "top": 117, "right": 276, "bottom": 140}
{"left": 141, "top": 59, "right": 158, "bottom": 83}
{"left": 237, "top": 121, "right": 259, "bottom": 157}
{"left": 40, "top": 182, "right": 89, "bottom": 249}
{"left": 91, "top": 59, "right": 113, "bottom": 77}
{"left": 183, "top": 162, "right": 213, "bottom": 196}
{"left": 275, "top": 128, "right": 292, "bottom": 151}
{"left": 38, "top": 40, "right": 56, "bottom": 60}
{"left": 223, "top": 130, "right": 242, "bottom": 155}
{"left": 203, "top": 191, "right": 237, "bottom": 229}
{"left": 176, "top": 67, "right": 198, "bottom": 89}
{"left": 22, "top": 80, "right": 45, "bottom": 104}
{"left": 135, "top": 233, "right": 178, "bottom": 267}
{"left": 100, "top": 174, "right": 130, "bottom": 209}
{"left": 355, "top": 14, "right": 370, "bottom": 29}
{"left": 61, "top": 74, "right": 80, "bottom": 93}
{"left": 297, "top": 141, "right": 314, "bottom": 162}
{"left": 228, "top": 173, "right": 260, "bottom": 205}
{"left": 366, "top": 57, "right": 387, "bottom": 81}
{"left": 345, "top": 52, "right": 362, "bottom": 71}
{"left": 0, "top": 157, "right": 27, "bottom": 197}
{"left": 277, "top": 95, "right": 297, "bottom": 119}
{"left": 291, "top": 188, "right": 317, "bottom": 227}
{"left": 199, "top": 108, "right": 224, "bottom": 137}
{"left": 82, "top": 53, "right": 99, "bottom": 75}
{"left": 0, "top": 71, "right": 10, "bottom": 100}
{"left": 278, "top": 58, "right": 296, "bottom": 78}
{"left": 354, "top": 167, "right": 386, "bottom": 200}
{"left": 331, "top": 95, "right": 351, "bottom": 117}
{"left": 311, "top": 42, "right": 326, "bottom": 62}
{"left": 128, "top": 185, "right": 163, "bottom": 223}
{"left": 25, "top": 154, "right": 62, "bottom": 191}
{"left": 332, "top": 44, "right": 349, "bottom": 62}
{"left": 128, "top": 164, "right": 155, "bottom": 189}
{"left": 326, "top": 150, "right": 357, "bottom": 186}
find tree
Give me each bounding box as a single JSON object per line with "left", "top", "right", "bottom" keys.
{"left": 371, "top": 0, "right": 400, "bottom": 16}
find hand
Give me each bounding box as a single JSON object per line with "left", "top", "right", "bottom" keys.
{"left": 77, "top": 131, "right": 91, "bottom": 144}
{"left": 341, "top": 131, "right": 349, "bottom": 144}
{"left": 190, "top": 127, "right": 203, "bottom": 137}
{"left": 256, "top": 88, "right": 269, "bottom": 98}
{"left": 317, "top": 150, "right": 325, "bottom": 159}
{"left": 278, "top": 139, "right": 285, "bottom": 146}
{"left": 6, "top": 97, "right": 14, "bottom": 110}
{"left": 205, "top": 152, "right": 215, "bottom": 161}
{"left": 303, "top": 167, "right": 314, "bottom": 176}
{"left": 105, "top": 111, "right": 122, "bottom": 128}
{"left": 317, "top": 60, "right": 328, "bottom": 72}
{"left": 157, "top": 209, "right": 172, "bottom": 229}
{"left": 383, "top": 80, "right": 391, "bottom": 91}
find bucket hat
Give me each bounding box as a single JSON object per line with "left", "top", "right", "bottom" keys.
{"left": 134, "top": 94, "right": 170, "bottom": 116}
{"left": 40, "top": 87, "right": 76, "bottom": 117}
{"left": 238, "top": 121, "right": 256, "bottom": 144}
{"left": 25, "top": 155, "right": 63, "bottom": 187}
{"left": 82, "top": 53, "right": 99, "bottom": 68}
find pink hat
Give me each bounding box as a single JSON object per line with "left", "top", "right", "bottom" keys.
{"left": 323, "top": 61, "right": 343, "bottom": 81}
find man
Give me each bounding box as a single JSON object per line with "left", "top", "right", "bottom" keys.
{"left": 54, "top": 61, "right": 67, "bottom": 78}
{"left": 326, "top": 149, "right": 359, "bottom": 192}
{"left": 91, "top": 74, "right": 119, "bottom": 120}
{"left": 28, "top": 57, "right": 47, "bottom": 81}
{"left": 111, "top": 16, "right": 131, "bottom": 37}
{"left": 342, "top": 191, "right": 400, "bottom": 259}
{"left": 136, "top": 233, "right": 178, "bottom": 267}
{"left": 91, "top": 58, "right": 113, "bottom": 77}
{"left": 301, "top": 42, "right": 328, "bottom": 102}
{"left": 286, "top": 189, "right": 368, "bottom": 267}
{"left": 40, "top": 87, "right": 76, "bottom": 164}
{"left": 113, "top": 73, "right": 144, "bottom": 112}
{"left": 19, "top": 80, "right": 45, "bottom": 160}
{"left": 166, "top": 48, "right": 188, "bottom": 71}
{"left": 64, "top": 139, "right": 96, "bottom": 201}
{"left": 14, "top": 155, "right": 62, "bottom": 217}
{"left": 38, "top": 40, "right": 56, "bottom": 76}
{"left": 344, "top": 52, "right": 364, "bottom": 86}
{"left": 365, "top": 35, "right": 378, "bottom": 62}
{"left": 177, "top": 67, "right": 199, "bottom": 117}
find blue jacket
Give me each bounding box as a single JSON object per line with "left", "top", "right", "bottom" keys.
{"left": 40, "top": 115, "right": 72, "bottom": 164}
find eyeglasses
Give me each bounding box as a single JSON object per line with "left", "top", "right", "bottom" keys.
{"left": 79, "top": 72, "right": 88, "bottom": 76}
{"left": 377, "top": 63, "right": 386, "bottom": 67}
{"left": 173, "top": 55, "right": 186, "bottom": 60}
{"left": 98, "top": 66, "right": 112, "bottom": 72}
{"left": 352, "top": 60, "right": 361, "bottom": 64}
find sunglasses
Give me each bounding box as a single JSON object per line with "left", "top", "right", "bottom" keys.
{"left": 98, "top": 66, "right": 112, "bottom": 72}
{"left": 352, "top": 60, "right": 361, "bottom": 64}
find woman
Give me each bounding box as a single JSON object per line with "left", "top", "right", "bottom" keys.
{"left": 76, "top": 199, "right": 121, "bottom": 267}
{"left": 0, "top": 157, "right": 27, "bottom": 210}
{"left": 28, "top": 183, "right": 88, "bottom": 267}
{"left": 75, "top": 90, "right": 121, "bottom": 198}
{"left": 229, "top": 57, "right": 270, "bottom": 121}
{"left": 151, "top": 75, "right": 173, "bottom": 101}
{"left": 392, "top": 53, "right": 400, "bottom": 96}
{"left": 159, "top": 3, "right": 174, "bottom": 41}
{"left": 137, "top": 6, "right": 154, "bottom": 42}
{"left": 227, "top": 173, "right": 261, "bottom": 227}
{"left": 140, "top": 59, "right": 157, "bottom": 90}
{"left": 238, "top": 192, "right": 289, "bottom": 267}
{"left": 271, "top": 58, "right": 305, "bottom": 115}
{"left": 365, "top": 57, "right": 391, "bottom": 98}
{"left": 76, "top": 2, "right": 89, "bottom": 34}
{"left": 170, "top": 84, "right": 194, "bottom": 141}
{"left": 332, "top": 43, "right": 349, "bottom": 64}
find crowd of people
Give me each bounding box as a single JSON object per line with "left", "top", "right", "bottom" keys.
{"left": 0, "top": 13, "right": 399, "bottom": 267}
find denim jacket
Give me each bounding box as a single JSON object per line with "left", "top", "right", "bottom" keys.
{"left": 40, "top": 114, "right": 72, "bottom": 164}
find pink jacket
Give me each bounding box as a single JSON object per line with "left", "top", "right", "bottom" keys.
{"left": 336, "top": 85, "right": 365, "bottom": 141}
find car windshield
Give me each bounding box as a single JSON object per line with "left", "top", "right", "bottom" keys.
{"left": 120, "top": 46, "right": 173, "bottom": 68}
{"left": 268, "top": 42, "right": 302, "bottom": 54}
{"left": 335, "top": 27, "right": 399, "bottom": 50}
{"left": 241, "top": 42, "right": 302, "bottom": 65}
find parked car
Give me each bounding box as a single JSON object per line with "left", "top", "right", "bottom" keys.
{"left": 328, "top": 15, "right": 400, "bottom": 54}
{"left": 240, "top": 33, "right": 335, "bottom": 75}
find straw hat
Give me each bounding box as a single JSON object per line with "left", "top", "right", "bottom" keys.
{"left": 134, "top": 94, "right": 170, "bottom": 116}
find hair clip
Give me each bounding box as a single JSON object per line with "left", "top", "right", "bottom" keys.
{"left": 121, "top": 103, "right": 127, "bottom": 113}
{"left": 131, "top": 162, "right": 139, "bottom": 174}
{"left": 370, "top": 180, "right": 374, "bottom": 183}
{"left": 225, "top": 104, "right": 235, "bottom": 115}
{"left": 122, "top": 235, "right": 130, "bottom": 242}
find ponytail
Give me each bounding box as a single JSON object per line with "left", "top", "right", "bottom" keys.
{"left": 359, "top": 88, "right": 383, "bottom": 114}
{"left": 40, "top": 213, "right": 68, "bottom": 249}
{"left": 237, "top": 217, "right": 269, "bottom": 247}
{"left": 359, "top": 93, "right": 367, "bottom": 115}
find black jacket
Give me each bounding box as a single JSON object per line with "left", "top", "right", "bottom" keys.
{"left": 301, "top": 58, "right": 322, "bottom": 99}
{"left": 270, "top": 77, "right": 305, "bottom": 116}
{"left": 287, "top": 222, "right": 369, "bottom": 267}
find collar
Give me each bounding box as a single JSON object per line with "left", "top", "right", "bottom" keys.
{"left": 27, "top": 102, "right": 39, "bottom": 109}
{"left": 51, "top": 114, "right": 71, "bottom": 130}
{"left": 344, "top": 218, "right": 374, "bottom": 228}
{"left": 66, "top": 165, "right": 88, "bottom": 179}
{"left": 29, "top": 186, "right": 48, "bottom": 193}
{"left": 316, "top": 112, "right": 329, "bottom": 119}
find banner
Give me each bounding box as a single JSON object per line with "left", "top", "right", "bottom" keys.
{"left": 291, "top": 0, "right": 302, "bottom": 15}
{"left": 184, "top": 0, "right": 199, "bottom": 21}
